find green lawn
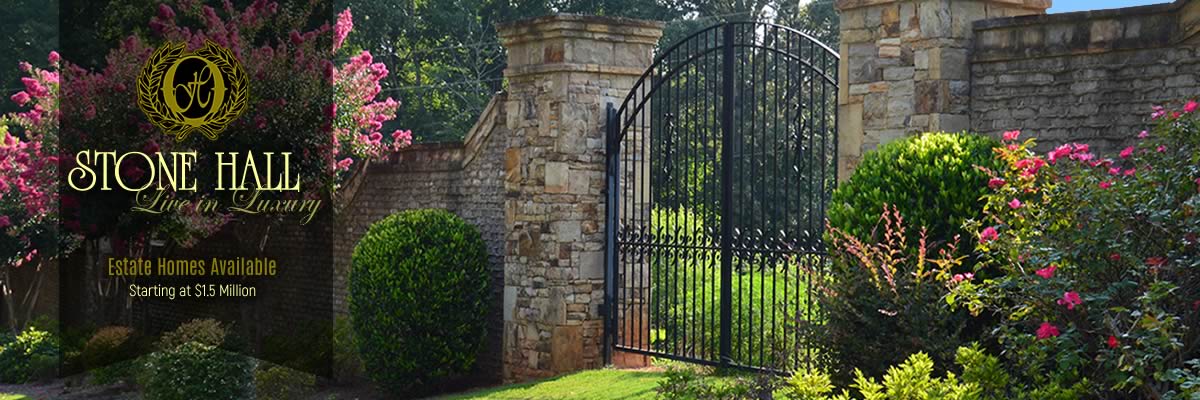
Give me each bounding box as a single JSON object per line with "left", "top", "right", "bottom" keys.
{"left": 436, "top": 368, "right": 664, "bottom": 400}
{"left": 0, "top": 394, "right": 28, "bottom": 400}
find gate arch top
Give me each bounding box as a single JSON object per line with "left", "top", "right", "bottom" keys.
{"left": 605, "top": 21, "right": 840, "bottom": 372}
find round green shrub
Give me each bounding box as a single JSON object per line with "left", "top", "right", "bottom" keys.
{"left": 828, "top": 132, "right": 1000, "bottom": 244}
{"left": 141, "top": 319, "right": 253, "bottom": 400}
{"left": 349, "top": 209, "right": 489, "bottom": 395}
{"left": 0, "top": 325, "right": 59, "bottom": 383}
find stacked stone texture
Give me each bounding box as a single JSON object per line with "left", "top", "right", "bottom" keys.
{"left": 496, "top": 14, "right": 663, "bottom": 381}
{"left": 835, "top": 0, "right": 1048, "bottom": 178}
{"left": 971, "top": 0, "right": 1200, "bottom": 152}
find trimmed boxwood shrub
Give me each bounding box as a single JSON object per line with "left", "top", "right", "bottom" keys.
{"left": 349, "top": 209, "right": 489, "bottom": 396}
{"left": 827, "top": 132, "right": 1000, "bottom": 245}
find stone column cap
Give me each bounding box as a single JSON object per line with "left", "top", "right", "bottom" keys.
{"left": 497, "top": 13, "right": 665, "bottom": 78}
{"left": 496, "top": 13, "right": 665, "bottom": 46}
{"left": 835, "top": 0, "right": 1051, "bottom": 11}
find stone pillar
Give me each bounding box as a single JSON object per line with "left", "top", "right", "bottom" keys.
{"left": 835, "top": 0, "right": 1049, "bottom": 178}
{"left": 496, "top": 14, "right": 663, "bottom": 382}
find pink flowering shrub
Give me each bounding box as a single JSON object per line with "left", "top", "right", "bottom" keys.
{"left": 1, "top": 1, "right": 410, "bottom": 261}
{"left": 954, "top": 100, "right": 1200, "bottom": 398}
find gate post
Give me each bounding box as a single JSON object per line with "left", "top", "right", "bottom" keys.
{"left": 718, "top": 22, "right": 735, "bottom": 367}
{"left": 496, "top": 14, "right": 663, "bottom": 382}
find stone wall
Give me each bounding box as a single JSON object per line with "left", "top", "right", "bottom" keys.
{"left": 837, "top": 0, "right": 1200, "bottom": 172}
{"left": 835, "top": 0, "right": 1049, "bottom": 178}
{"left": 971, "top": 0, "right": 1200, "bottom": 151}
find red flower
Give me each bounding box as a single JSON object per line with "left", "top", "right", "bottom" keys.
{"left": 980, "top": 226, "right": 999, "bottom": 242}
{"left": 1099, "top": 181, "right": 1113, "bottom": 189}
{"left": 1003, "top": 130, "right": 1021, "bottom": 141}
{"left": 1058, "top": 291, "right": 1082, "bottom": 310}
{"left": 1145, "top": 257, "right": 1167, "bottom": 267}
{"left": 1185, "top": 100, "right": 1198, "bottom": 114}
{"left": 1036, "top": 322, "right": 1060, "bottom": 339}
{"left": 988, "top": 177, "right": 1006, "bottom": 189}
{"left": 1123, "top": 168, "right": 1136, "bottom": 177}
{"left": 1035, "top": 264, "right": 1056, "bottom": 279}
{"left": 1120, "top": 146, "right": 1135, "bottom": 159}
{"left": 1109, "top": 253, "right": 1121, "bottom": 261}
{"left": 1107, "top": 335, "right": 1119, "bottom": 349}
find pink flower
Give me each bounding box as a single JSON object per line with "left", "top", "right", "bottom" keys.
{"left": 1108, "top": 167, "right": 1121, "bottom": 176}
{"left": 1195, "top": 177, "right": 1200, "bottom": 191}
{"left": 336, "top": 157, "right": 354, "bottom": 171}
{"left": 1157, "top": 145, "right": 1166, "bottom": 153}
{"left": 1063, "top": 175, "right": 1072, "bottom": 182}
{"left": 988, "top": 177, "right": 1006, "bottom": 189}
{"left": 1152, "top": 105, "right": 1166, "bottom": 120}
{"left": 1186, "top": 100, "right": 1199, "bottom": 114}
{"left": 1058, "top": 291, "right": 1082, "bottom": 310}
{"left": 334, "top": 8, "right": 354, "bottom": 51}
{"left": 324, "top": 102, "right": 337, "bottom": 119}
{"left": 1048, "top": 144, "right": 1072, "bottom": 164}
{"left": 1109, "top": 253, "right": 1122, "bottom": 261}
{"left": 980, "top": 226, "right": 999, "bottom": 242}
{"left": 1035, "top": 265, "right": 1057, "bottom": 279}
{"left": 391, "top": 130, "right": 413, "bottom": 146}
{"left": 157, "top": 3, "right": 176, "bottom": 20}
{"left": 0, "top": 216, "right": 10, "bottom": 228}
{"left": 1036, "top": 322, "right": 1060, "bottom": 339}
{"left": 1138, "top": 130, "right": 1149, "bottom": 139}
{"left": 1119, "top": 146, "right": 1135, "bottom": 159}
{"left": 83, "top": 104, "right": 96, "bottom": 121}
{"left": 290, "top": 30, "right": 304, "bottom": 45}
{"left": 1008, "top": 198, "right": 1022, "bottom": 209}
{"left": 1002, "top": 130, "right": 1021, "bottom": 141}
{"left": 1123, "top": 168, "right": 1136, "bottom": 177}
{"left": 10, "top": 91, "right": 30, "bottom": 106}
{"left": 47, "top": 51, "right": 60, "bottom": 65}
{"left": 1099, "top": 181, "right": 1112, "bottom": 189}
{"left": 1107, "top": 335, "right": 1119, "bottom": 349}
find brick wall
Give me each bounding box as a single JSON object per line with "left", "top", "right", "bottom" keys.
{"left": 332, "top": 96, "right": 510, "bottom": 381}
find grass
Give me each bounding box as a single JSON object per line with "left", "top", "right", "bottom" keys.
{"left": 0, "top": 394, "right": 28, "bottom": 400}
{"left": 436, "top": 368, "right": 664, "bottom": 400}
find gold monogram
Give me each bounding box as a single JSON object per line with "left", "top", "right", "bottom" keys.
{"left": 137, "top": 40, "right": 248, "bottom": 141}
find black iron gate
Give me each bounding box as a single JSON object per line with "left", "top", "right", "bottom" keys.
{"left": 603, "top": 22, "right": 838, "bottom": 372}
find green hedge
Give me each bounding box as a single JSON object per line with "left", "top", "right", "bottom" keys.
{"left": 349, "top": 209, "right": 489, "bottom": 395}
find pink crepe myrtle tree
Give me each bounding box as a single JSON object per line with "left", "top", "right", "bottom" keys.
{"left": 0, "top": 1, "right": 410, "bottom": 331}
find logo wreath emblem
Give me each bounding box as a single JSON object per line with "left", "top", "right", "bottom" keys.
{"left": 137, "top": 40, "right": 248, "bottom": 141}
